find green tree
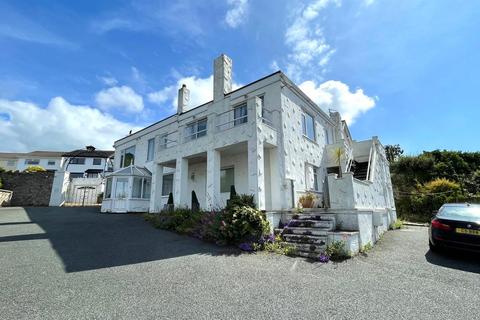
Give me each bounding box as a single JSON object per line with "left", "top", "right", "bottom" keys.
{"left": 385, "top": 144, "right": 404, "bottom": 163}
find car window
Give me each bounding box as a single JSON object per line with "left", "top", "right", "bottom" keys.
{"left": 437, "top": 206, "right": 480, "bottom": 219}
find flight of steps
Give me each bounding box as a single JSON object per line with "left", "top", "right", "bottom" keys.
{"left": 351, "top": 161, "right": 369, "bottom": 180}
{"left": 278, "top": 213, "right": 336, "bottom": 259}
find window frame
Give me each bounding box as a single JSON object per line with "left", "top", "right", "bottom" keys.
{"left": 220, "top": 167, "right": 235, "bottom": 193}
{"left": 25, "top": 159, "right": 40, "bottom": 165}
{"left": 105, "top": 177, "right": 113, "bottom": 199}
{"left": 233, "top": 102, "right": 248, "bottom": 126}
{"left": 146, "top": 138, "right": 155, "bottom": 162}
{"left": 93, "top": 158, "right": 102, "bottom": 166}
{"left": 121, "top": 145, "right": 136, "bottom": 168}
{"left": 161, "top": 173, "right": 174, "bottom": 196}
{"left": 47, "top": 160, "right": 56, "bottom": 166}
{"left": 302, "top": 112, "right": 316, "bottom": 141}
{"left": 69, "top": 158, "right": 86, "bottom": 165}
{"left": 185, "top": 118, "right": 208, "bottom": 141}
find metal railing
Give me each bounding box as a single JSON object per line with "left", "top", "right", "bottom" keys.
{"left": 157, "top": 131, "right": 178, "bottom": 150}
{"left": 216, "top": 108, "right": 248, "bottom": 132}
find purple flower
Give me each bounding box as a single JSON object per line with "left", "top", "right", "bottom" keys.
{"left": 267, "top": 233, "right": 275, "bottom": 243}
{"left": 318, "top": 253, "right": 330, "bottom": 263}
{"left": 239, "top": 242, "right": 253, "bottom": 252}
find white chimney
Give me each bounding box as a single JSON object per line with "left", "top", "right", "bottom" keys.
{"left": 177, "top": 84, "right": 190, "bottom": 114}
{"left": 213, "top": 54, "right": 232, "bottom": 101}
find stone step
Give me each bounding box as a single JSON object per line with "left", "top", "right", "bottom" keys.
{"left": 294, "top": 250, "right": 326, "bottom": 260}
{"left": 290, "top": 214, "right": 336, "bottom": 221}
{"left": 282, "top": 227, "right": 328, "bottom": 236}
{"left": 282, "top": 242, "right": 326, "bottom": 253}
{"left": 287, "top": 219, "right": 334, "bottom": 229}
{"left": 282, "top": 234, "right": 327, "bottom": 245}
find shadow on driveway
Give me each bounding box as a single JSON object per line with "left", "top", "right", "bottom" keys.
{"left": 0, "top": 207, "right": 239, "bottom": 273}
{"left": 425, "top": 249, "right": 480, "bottom": 274}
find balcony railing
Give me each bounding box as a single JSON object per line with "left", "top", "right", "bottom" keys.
{"left": 216, "top": 108, "right": 248, "bottom": 132}
{"left": 261, "top": 109, "right": 274, "bottom": 127}
{"left": 157, "top": 131, "right": 178, "bottom": 150}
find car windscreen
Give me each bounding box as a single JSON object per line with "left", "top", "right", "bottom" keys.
{"left": 437, "top": 206, "right": 480, "bottom": 220}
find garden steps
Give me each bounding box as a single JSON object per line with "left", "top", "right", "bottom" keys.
{"left": 279, "top": 213, "right": 337, "bottom": 259}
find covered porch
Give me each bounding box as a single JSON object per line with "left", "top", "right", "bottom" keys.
{"left": 150, "top": 140, "right": 282, "bottom": 212}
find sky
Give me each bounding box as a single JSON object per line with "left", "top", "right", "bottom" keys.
{"left": 0, "top": 0, "right": 479, "bottom": 154}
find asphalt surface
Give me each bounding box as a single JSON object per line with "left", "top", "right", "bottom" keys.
{"left": 1, "top": 207, "right": 480, "bottom": 320}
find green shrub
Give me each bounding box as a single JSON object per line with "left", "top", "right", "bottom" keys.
{"left": 325, "top": 241, "right": 350, "bottom": 261}
{"left": 219, "top": 206, "right": 270, "bottom": 244}
{"left": 225, "top": 194, "right": 255, "bottom": 212}
{"left": 24, "top": 165, "right": 46, "bottom": 172}
{"left": 0, "top": 177, "right": 3, "bottom": 189}
{"left": 390, "top": 219, "right": 404, "bottom": 230}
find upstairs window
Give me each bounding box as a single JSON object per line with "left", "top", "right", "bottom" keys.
{"left": 120, "top": 146, "right": 135, "bottom": 168}
{"left": 233, "top": 103, "right": 248, "bottom": 126}
{"left": 25, "top": 159, "right": 40, "bottom": 165}
{"left": 147, "top": 138, "right": 155, "bottom": 162}
{"left": 185, "top": 118, "right": 207, "bottom": 141}
{"left": 47, "top": 160, "right": 56, "bottom": 166}
{"left": 302, "top": 112, "right": 315, "bottom": 141}
{"left": 70, "top": 158, "right": 86, "bottom": 165}
{"left": 93, "top": 158, "right": 102, "bottom": 165}
{"left": 159, "top": 134, "right": 168, "bottom": 150}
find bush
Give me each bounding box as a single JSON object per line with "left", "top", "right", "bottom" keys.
{"left": 0, "top": 177, "right": 3, "bottom": 189}
{"left": 219, "top": 206, "right": 270, "bottom": 244}
{"left": 24, "top": 165, "right": 46, "bottom": 172}
{"left": 325, "top": 241, "right": 350, "bottom": 261}
{"left": 225, "top": 194, "right": 255, "bottom": 212}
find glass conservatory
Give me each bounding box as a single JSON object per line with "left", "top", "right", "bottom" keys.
{"left": 101, "top": 165, "right": 152, "bottom": 213}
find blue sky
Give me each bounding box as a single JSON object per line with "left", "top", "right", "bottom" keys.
{"left": 0, "top": 0, "right": 479, "bottom": 154}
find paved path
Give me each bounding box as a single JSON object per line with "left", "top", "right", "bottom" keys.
{"left": 1, "top": 207, "right": 480, "bottom": 320}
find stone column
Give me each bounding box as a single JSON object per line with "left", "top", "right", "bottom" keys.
{"left": 246, "top": 96, "right": 266, "bottom": 210}
{"left": 149, "top": 164, "right": 164, "bottom": 213}
{"left": 174, "top": 157, "right": 189, "bottom": 207}
{"left": 206, "top": 149, "right": 221, "bottom": 210}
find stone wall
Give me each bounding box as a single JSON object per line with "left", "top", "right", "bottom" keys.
{"left": 0, "top": 171, "right": 55, "bottom": 206}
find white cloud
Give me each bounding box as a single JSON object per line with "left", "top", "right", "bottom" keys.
{"left": 225, "top": 0, "right": 249, "bottom": 28}
{"left": 0, "top": 97, "right": 140, "bottom": 152}
{"left": 95, "top": 85, "right": 144, "bottom": 113}
{"left": 284, "top": 0, "right": 340, "bottom": 81}
{"left": 148, "top": 75, "right": 241, "bottom": 113}
{"left": 299, "top": 80, "right": 375, "bottom": 124}
{"left": 99, "top": 76, "right": 118, "bottom": 86}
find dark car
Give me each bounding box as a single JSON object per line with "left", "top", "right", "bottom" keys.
{"left": 429, "top": 203, "right": 480, "bottom": 253}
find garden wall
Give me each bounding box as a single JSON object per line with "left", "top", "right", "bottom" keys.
{"left": 0, "top": 171, "right": 55, "bottom": 206}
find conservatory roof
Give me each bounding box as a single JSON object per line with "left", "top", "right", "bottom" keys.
{"left": 105, "top": 165, "right": 151, "bottom": 178}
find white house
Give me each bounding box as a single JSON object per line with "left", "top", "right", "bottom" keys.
{"left": 101, "top": 54, "right": 396, "bottom": 256}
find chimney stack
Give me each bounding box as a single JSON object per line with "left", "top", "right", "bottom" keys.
{"left": 177, "top": 84, "right": 190, "bottom": 114}
{"left": 213, "top": 54, "right": 232, "bottom": 101}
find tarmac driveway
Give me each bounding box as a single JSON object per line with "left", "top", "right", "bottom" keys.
{"left": 1, "top": 207, "right": 479, "bottom": 320}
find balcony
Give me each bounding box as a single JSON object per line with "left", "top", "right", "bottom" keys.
{"left": 157, "top": 131, "right": 178, "bottom": 151}
{"left": 216, "top": 108, "right": 248, "bottom": 132}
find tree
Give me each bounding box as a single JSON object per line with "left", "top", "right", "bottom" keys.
{"left": 333, "top": 147, "right": 344, "bottom": 177}
{"left": 385, "top": 144, "right": 404, "bottom": 163}
{"left": 24, "top": 165, "right": 46, "bottom": 172}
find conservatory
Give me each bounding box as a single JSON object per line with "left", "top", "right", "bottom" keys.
{"left": 100, "top": 165, "right": 152, "bottom": 213}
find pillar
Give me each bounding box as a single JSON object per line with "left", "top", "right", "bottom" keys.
{"left": 206, "top": 149, "right": 221, "bottom": 210}
{"left": 174, "top": 157, "right": 189, "bottom": 207}
{"left": 248, "top": 138, "right": 265, "bottom": 210}
{"left": 149, "top": 164, "right": 164, "bottom": 213}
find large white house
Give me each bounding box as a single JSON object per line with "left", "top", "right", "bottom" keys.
{"left": 101, "top": 54, "right": 396, "bottom": 256}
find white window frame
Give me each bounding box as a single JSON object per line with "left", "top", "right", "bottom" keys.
{"left": 185, "top": 118, "right": 208, "bottom": 141}
{"left": 25, "top": 159, "right": 40, "bottom": 165}
{"left": 233, "top": 103, "right": 248, "bottom": 126}
{"left": 302, "top": 112, "right": 316, "bottom": 141}
{"left": 162, "top": 173, "right": 174, "bottom": 196}
{"left": 120, "top": 145, "right": 136, "bottom": 168}
{"left": 147, "top": 138, "right": 155, "bottom": 162}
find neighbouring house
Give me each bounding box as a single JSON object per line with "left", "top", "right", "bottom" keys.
{"left": 0, "top": 151, "right": 65, "bottom": 172}
{"left": 101, "top": 54, "right": 396, "bottom": 256}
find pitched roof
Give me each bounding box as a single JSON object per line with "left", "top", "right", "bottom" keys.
{"left": 0, "top": 151, "right": 65, "bottom": 158}
{"left": 105, "top": 165, "right": 151, "bottom": 177}
{"left": 62, "top": 149, "right": 114, "bottom": 158}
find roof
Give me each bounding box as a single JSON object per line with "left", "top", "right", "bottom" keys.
{"left": 105, "top": 165, "right": 151, "bottom": 177}
{"left": 62, "top": 149, "right": 114, "bottom": 158}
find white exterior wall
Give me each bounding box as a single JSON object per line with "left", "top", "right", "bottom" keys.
{"left": 63, "top": 157, "right": 108, "bottom": 174}
{"left": 16, "top": 157, "right": 62, "bottom": 171}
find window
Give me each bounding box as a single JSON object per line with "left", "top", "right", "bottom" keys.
{"left": 233, "top": 103, "right": 248, "bottom": 126}
{"left": 185, "top": 118, "right": 207, "bottom": 141}
{"left": 105, "top": 178, "right": 112, "bottom": 198}
{"left": 132, "top": 177, "right": 151, "bottom": 199}
{"left": 159, "top": 134, "right": 168, "bottom": 150}
{"left": 220, "top": 167, "right": 234, "bottom": 193}
{"left": 93, "top": 158, "right": 102, "bottom": 165}
{"left": 70, "top": 158, "right": 86, "bottom": 165}
{"left": 121, "top": 146, "right": 135, "bottom": 167}
{"left": 324, "top": 128, "right": 330, "bottom": 144}
{"left": 162, "top": 174, "right": 174, "bottom": 196}
{"left": 147, "top": 138, "right": 155, "bottom": 162}
{"left": 47, "top": 160, "right": 56, "bottom": 166}
{"left": 142, "top": 179, "right": 151, "bottom": 199}
{"left": 7, "top": 160, "right": 15, "bottom": 166}
{"left": 306, "top": 164, "right": 320, "bottom": 191}
{"left": 302, "top": 112, "right": 315, "bottom": 141}
{"left": 115, "top": 178, "right": 129, "bottom": 199}
{"left": 25, "top": 159, "right": 40, "bottom": 165}
{"left": 69, "top": 172, "right": 84, "bottom": 179}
